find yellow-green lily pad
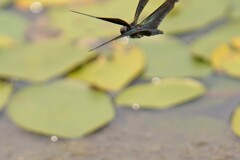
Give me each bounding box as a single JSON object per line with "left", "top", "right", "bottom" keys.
{"left": 231, "top": 105, "right": 240, "bottom": 137}
{"left": 0, "top": 41, "right": 95, "bottom": 82}
{"left": 70, "top": 46, "right": 145, "bottom": 92}
{"left": 8, "top": 79, "right": 114, "bottom": 138}
{"left": 191, "top": 21, "right": 240, "bottom": 61}
{"left": 211, "top": 43, "right": 240, "bottom": 78}
{"left": 116, "top": 78, "right": 206, "bottom": 109}
{"left": 0, "top": 81, "right": 12, "bottom": 111}
{"left": 131, "top": 36, "right": 212, "bottom": 78}
{"left": 0, "top": 11, "right": 28, "bottom": 48}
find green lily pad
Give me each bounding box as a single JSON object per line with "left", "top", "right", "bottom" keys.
{"left": 131, "top": 36, "right": 212, "bottom": 78}
{"left": 116, "top": 78, "right": 206, "bottom": 109}
{"left": 231, "top": 105, "right": 240, "bottom": 137}
{"left": 0, "top": 0, "right": 10, "bottom": 7}
{"left": 0, "top": 10, "right": 28, "bottom": 48}
{"left": 70, "top": 46, "right": 145, "bottom": 92}
{"left": 0, "top": 41, "right": 95, "bottom": 82}
{"left": 160, "top": 0, "right": 228, "bottom": 34}
{"left": 191, "top": 21, "right": 240, "bottom": 61}
{"left": 8, "top": 79, "right": 114, "bottom": 138}
{"left": 0, "top": 81, "right": 12, "bottom": 111}
{"left": 230, "top": 0, "right": 240, "bottom": 19}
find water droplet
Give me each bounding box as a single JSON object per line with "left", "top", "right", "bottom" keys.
{"left": 132, "top": 103, "right": 140, "bottom": 110}
{"left": 152, "top": 77, "right": 161, "bottom": 85}
{"left": 30, "top": 1, "right": 44, "bottom": 14}
{"left": 119, "top": 37, "right": 129, "bottom": 45}
{"left": 51, "top": 136, "right": 58, "bottom": 142}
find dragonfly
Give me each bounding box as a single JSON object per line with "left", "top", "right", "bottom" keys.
{"left": 71, "top": 0, "right": 179, "bottom": 51}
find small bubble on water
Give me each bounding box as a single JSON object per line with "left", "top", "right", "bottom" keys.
{"left": 51, "top": 136, "right": 58, "bottom": 142}
{"left": 152, "top": 77, "right": 161, "bottom": 85}
{"left": 132, "top": 103, "right": 140, "bottom": 110}
{"left": 30, "top": 1, "right": 44, "bottom": 14}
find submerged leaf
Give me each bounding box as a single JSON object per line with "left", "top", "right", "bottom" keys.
{"left": 8, "top": 79, "right": 114, "bottom": 138}
{"left": 132, "top": 36, "right": 212, "bottom": 78}
{"left": 0, "top": 81, "right": 12, "bottom": 111}
{"left": 116, "top": 78, "right": 206, "bottom": 109}
{"left": 0, "top": 41, "right": 95, "bottom": 82}
{"left": 70, "top": 45, "right": 145, "bottom": 92}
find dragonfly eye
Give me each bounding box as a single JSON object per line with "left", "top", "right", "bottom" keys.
{"left": 120, "top": 26, "right": 127, "bottom": 34}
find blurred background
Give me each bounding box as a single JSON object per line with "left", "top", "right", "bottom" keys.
{"left": 1, "top": 0, "right": 240, "bottom": 159}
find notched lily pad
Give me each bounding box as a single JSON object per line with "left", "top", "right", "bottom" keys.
{"left": 70, "top": 45, "right": 145, "bottom": 92}
{"left": 0, "top": 41, "right": 96, "bottom": 82}
{"left": 132, "top": 36, "right": 212, "bottom": 78}
{"left": 0, "top": 81, "right": 12, "bottom": 111}
{"left": 116, "top": 78, "right": 206, "bottom": 109}
{"left": 8, "top": 79, "right": 114, "bottom": 138}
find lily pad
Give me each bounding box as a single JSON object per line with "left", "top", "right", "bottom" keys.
{"left": 0, "top": 41, "right": 95, "bottom": 82}
{"left": 116, "top": 78, "right": 206, "bottom": 109}
{"left": 15, "top": 0, "right": 77, "bottom": 9}
{"left": 70, "top": 45, "right": 145, "bottom": 92}
{"left": 131, "top": 36, "right": 212, "bottom": 78}
{"left": 0, "top": 0, "right": 10, "bottom": 7}
{"left": 160, "top": 0, "right": 228, "bottom": 34}
{"left": 211, "top": 43, "right": 240, "bottom": 78}
{"left": 0, "top": 81, "right": 12, "bottom": 111}
{"left": 231, "top": 105, "right": 240, "bottom": 137}
{"left": 191, "top": 21, "right": 240, "bottom": 61}
{"left": 230, "top": 0, "right": 240, "bottom": 19}
{"left": 0, "top": 11, "right": 28, "bottom": 48}
{"left": 8, "top": 79, "right": 114, "bottom": 138}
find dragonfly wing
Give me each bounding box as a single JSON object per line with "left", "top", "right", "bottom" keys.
{"left": 139, "top": 0, "right": 178, "bottom": 29}
{"left": 132, "top": 0, "right": 149, "bottom": 25}
{"left": 71, "top": 10, "right": 131, "bottom": 27}
{"left": 89, "top": 29, "right": 152, "bottom": 51}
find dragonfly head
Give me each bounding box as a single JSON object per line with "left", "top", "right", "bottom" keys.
{"left": 120, "top": 26, "right": 131, "bottom": 34}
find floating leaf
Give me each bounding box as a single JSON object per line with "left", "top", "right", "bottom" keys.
{"left": 8, "top": 79, "right": 114, "bottom": 138}
{"left": 211, "top": 43, "right": 240, "bottom": 78}
{"left": 0, "top": 11, "right": 28, "bottom": 48}
{"left": 70, "top": 45, "right": 145, "bottom": 92}
{"left": 231, "top": 105, "right": 240, "bottom": 137}
{"left": 0, "top": 81, "right": 12, "bottom": 111}
{"left": 230, "top": 0, "right": 240, "bottom": 19}
{"left": 116, "top": 78, "right": 206, "bottom": 109}
{"left": 0, "top": 0, "right": 10, "bottom": 7}
{"left": 0, "top": 41, "right": 95, "bottom": 82}
{"left": 191, "top": 21, "right": 240, "bottom": 61}
{"left": 131, "top": 36, "right": 212, "bottom": 78}
{"left": 15, "top": 0, "right": 77, "bottom": 9}
{"left": 160, "top": 0, "right": 228, "bottom": 34}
